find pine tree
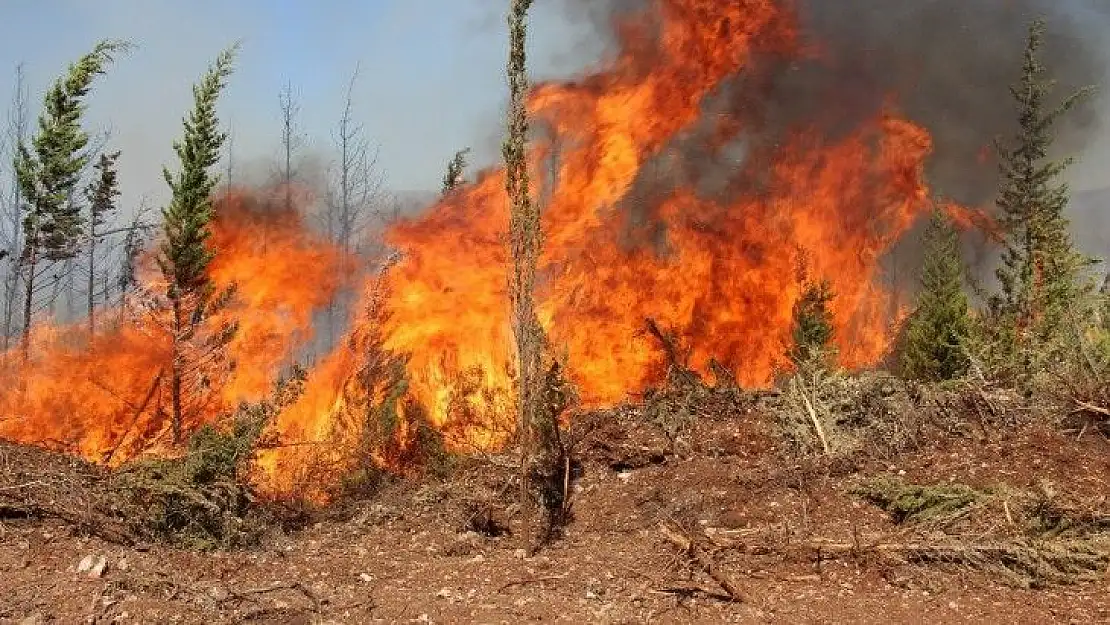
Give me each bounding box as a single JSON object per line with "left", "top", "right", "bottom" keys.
{"left": 84, "top": 150, "right": 121, "bottom": 334}
{"left": 790, "top": 279, "right": 836, "bottom": 369}
{"left": 989, "top": 19, "right": 1097, "bottom": 372}
{"left": 900, "top": 208, "right": 971, "bottom": 381}
{"left": 159, "top": 46, "right": 237, "bottom": 444}
{"left": 442, "top": 147, "right": 470, "bottom": 195}
{"left": 14, "top": 40, "right": 128, "bottom": 355}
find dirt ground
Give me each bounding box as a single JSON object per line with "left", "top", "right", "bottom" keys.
{"left": 1, "top": 405, "right": 1108, "bottom": 624}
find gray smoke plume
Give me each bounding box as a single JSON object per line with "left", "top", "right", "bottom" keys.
{"left": 551, "top": 0, "right": 1110, "bottom": 296}
{"left": 770, "top": 0, "right": 1107, "bottom": 205}
{"left": 556, "top": 0, "right": 1108, "bottom": 206}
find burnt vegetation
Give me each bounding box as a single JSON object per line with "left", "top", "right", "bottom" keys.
{"left": 0, "top": 2, "right": 1109, "bottom": 621}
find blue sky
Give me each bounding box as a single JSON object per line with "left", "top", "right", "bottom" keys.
{"left": 0, "top": 0, "right": 605, "bottom": 209}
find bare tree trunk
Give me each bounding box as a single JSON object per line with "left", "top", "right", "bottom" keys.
{"left": 324, "top": 65, "right": 380, "bottom": 347}
{"left": 278, "top": 81, "right": 301, "bottom": 212}
{"left": 87, "top": 224, "right": 96, "bottom": 335}
{"left": 3, "top": 64, "right": 29, "bottom": 352}
{"left": 20, "top": 251, "right": 35, "bottom": 359}
{"left": 170, "top": 299, "right": 184, "bottom": 444}
{"left": 225, "top": 126, "right": 235, "bottom": 187}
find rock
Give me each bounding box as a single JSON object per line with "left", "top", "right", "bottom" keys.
{"left": 76, "top": 554, "right": 108, "bottom": 578}
{"left": 208, "top": 585, "right": 230, "bottom": 602}
{"left": 19, "top": 612, "right": 45, "bottom": 625}
{"left": 359, "top": 573, "right": 373, "bottom": 583}
{"left": 89, "top": 556, "right": 108, "bottom": 578}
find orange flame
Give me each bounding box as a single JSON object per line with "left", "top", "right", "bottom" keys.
{"left": 258, "top": 0, "right": 946, "bottom": 492}
{"left": 0, "top": 188, "right": 351, "bottom": 465}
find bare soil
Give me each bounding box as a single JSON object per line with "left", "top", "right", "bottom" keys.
{"left": 1, "top": 404, "right": 1108, "bottom": 624}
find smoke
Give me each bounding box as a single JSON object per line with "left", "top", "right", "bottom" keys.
{"left": 549, "top": 0, "right": 1109, "bottom": 289}
{"left": 775, "top": 0, "right": 1105, "bottom": 205}
{"left": 559, "top": 0, "right": 1107, "bottom": 206}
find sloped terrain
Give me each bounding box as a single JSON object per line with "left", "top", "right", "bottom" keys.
{"left": 1, "top": 397, "right": 1108, "bottom": 624}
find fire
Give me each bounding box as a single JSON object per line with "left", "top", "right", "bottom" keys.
{"left": 3, "top": 0, "right": 974, "bottom": 496}
{"left": 0, "top": 188, "right": 350, "bottom": 465}
{"left": 321, "top": 1, "right": 933, "bottom": 441}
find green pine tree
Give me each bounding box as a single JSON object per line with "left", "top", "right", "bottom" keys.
{"left": 159, "top": 45, "right": 238, "bottom": 444}
{"left": 84, "top": 150, "right": 122, "bottom": 334}
{"left": 442, "top": 147, "right": 470, "bottom": 195}
{"left": 900, "top": 208, "right": 971, "bottom": 381}
{"left": 790, "top": 279, "right": 836, "bottom": 369}
{"left": 989, "top": 19, "right": 1098, "bottom": 374}
{"left": 14, "top": 40, "right": 128, "bottom": 355}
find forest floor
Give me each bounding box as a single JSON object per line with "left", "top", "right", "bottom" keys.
{"left": 1, "top": 394, "right": 1108, "bottom": 624}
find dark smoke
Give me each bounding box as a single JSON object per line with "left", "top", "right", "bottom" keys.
{"left": 774, "top": 0, "right": 1106, "bottom": 206}
{"left": 556, "top": 0, "right": 1108, "bottom": 207}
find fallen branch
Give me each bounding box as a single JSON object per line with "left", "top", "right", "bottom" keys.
{"left": 497, "top": 574, "right": 568, "bottom": 593}
{"left": 659, "top": 522, "right": 748, "bottom": 603}
{"left": 708, "top": 534, "right": 1110, "bottom": 586}
{"left": 792, "top": 376, "right": 830, "bottom": 455}
{"left": 0, "top": 499, "right": 136, "bottom": 545}
{"left": 1073, "top": 399, "right": 1110, "bottom": 418}
{"left": 222, "top": 581, "right": 322, "bottom": 612}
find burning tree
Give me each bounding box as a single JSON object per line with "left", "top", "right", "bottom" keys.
{"left": 989, "top": 19, "right": 1098, "bottom": 377}
{"left": 14, "top": 40, "right": 128, "bottom": 356}
{"left": 158, "top": 46, "right": 238, "bottom": 444}
{"left": 790, "top": 279, "right": 836, "bottom": 370}
{"left": 900, "top": 208, "right": 971, "bottom": 382}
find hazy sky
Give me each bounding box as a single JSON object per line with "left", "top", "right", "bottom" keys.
{"left": 0, "top": 0, "right": 1108, "bottom": 215}
{"left": 0, "top": 0, "right": 604, "bottom": 210}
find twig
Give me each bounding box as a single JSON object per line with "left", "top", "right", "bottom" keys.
{"left": 497, "top": 574, "right": 567, "bottom": 593}
{"left": 1074, "top": 399, "right": 1110, "bottom": 418}
{"left": 103, "top": 368, "right": 164, "bottom": 465}
{"left": 659, "top": 522, "right": 748, "bottom": 603}
{"left": 793, "top": 376, "right": 830, "bottom": 455}
{"left": 0, "top": 480, "right": 50, "bottom": 491}
{"left": 223, "top": 581, "right": 322, "bottom": 612}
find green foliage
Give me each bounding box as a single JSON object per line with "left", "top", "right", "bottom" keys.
{"left": 85, "top": 151, "right": 122, "bottom": 234}
{"left": 442, "top": 147, "right": 470, "bottom": 195}
{"left": 988, "top": 19, "right": 1099, "bottom": 376}
{"left": 900, "top": 209, "right": 972, "bottom": 381}
{"left": 790, "top": 279, "right": 836, "bottom": 368}
{"left": 159, "top": 45, "right": 238, "bottom": 443}
{"left": 15, "top": 40, "right": 128, "bottom": 263}
{"left": 110, "top": 371, "right": 297, "bottom": 550}
{"left": 158, "top": 45, "right": 237, "bottom": 303}
{"left": 852, "top": 476, "right": 989, "bottom": 525}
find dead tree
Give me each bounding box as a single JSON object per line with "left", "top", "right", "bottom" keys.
{"left": 1, "top": 63, "right": 29, "bottom": 351}
{"left": 277, "top": 81, "right": 303, "bottom": 212}
{"left": 323, "top": 64, "right": 381, "bottom": 344}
